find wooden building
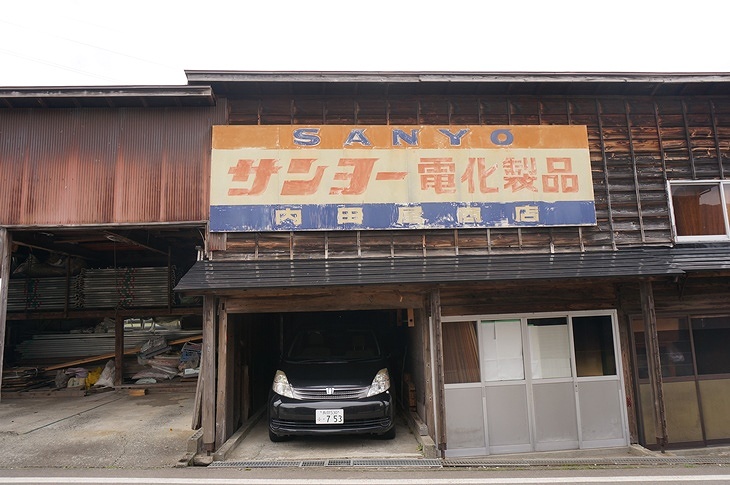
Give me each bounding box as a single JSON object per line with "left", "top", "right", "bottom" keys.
{"left": 3, "top": 72, "right": 730, "bottom": 458}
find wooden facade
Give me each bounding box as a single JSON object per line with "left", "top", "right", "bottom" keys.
{"left": 195, "top": 75, "right": 730, "bottom": 455}
{"left": 3, "top": 73, "right": 730, "bottom": 458}
{"left": 209, "top": 95, "right": 729, "bottom": 259}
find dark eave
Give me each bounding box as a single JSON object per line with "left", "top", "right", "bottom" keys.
{"left": 176, "top": 247, "right": 730, "bottom": 294}
{"left": 184, "top": 70, "right": 730, "bottom": 97}
{"left": 0, "top": 85, "right": 216, "bottom": 109}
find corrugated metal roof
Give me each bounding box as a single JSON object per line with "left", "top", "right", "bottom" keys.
{"left": 668, "top": 246, "right": 730, "bottom": 271}
{"left": 174, "top": 246, "right": 730, "bottom": 293}
{"left": 0, "top": 85, "right": 215, "bottom": 109}
{"left": 184, "top": 71, "right": 730, "bottom": 97}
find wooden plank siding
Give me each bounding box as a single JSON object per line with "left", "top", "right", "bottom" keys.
{"left": 619, "top": 275, "right": 730, "bottom": 316}
{"left": 212, "top": 95, "right": 730, "bottom": 261}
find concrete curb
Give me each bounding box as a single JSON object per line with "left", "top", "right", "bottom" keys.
{"left": 212, "top": 407, "right": 266, "bottom": 462}
{"left": 401, "top": 408, "right": 439, "bottom": 459}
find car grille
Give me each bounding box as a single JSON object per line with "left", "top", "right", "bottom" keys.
{"left": 292, "top": 386, "right": 369, "bottom": 400}
{"left": 271, "top": 417, "right": 391, "bottom": 429}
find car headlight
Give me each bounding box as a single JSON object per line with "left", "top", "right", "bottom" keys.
{"left": 367, "top": 368, "right": 391, "bottom": 397}
{"left": 272, "top": 370, "right": 294, "bottom": 398}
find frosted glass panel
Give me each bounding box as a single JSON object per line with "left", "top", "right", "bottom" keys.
{"left": 485, "top": 385, "right": 530, "bottom": 447}
{"left": 528, "top": 318, "right": 572, "bottom": 379}
{"left": 445, "top": 387, "right": 486, "bottom": 450}
{"left": 481, "top": 319, "right": 524, "bottom": 381}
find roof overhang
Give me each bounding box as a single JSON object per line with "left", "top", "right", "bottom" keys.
{"left": 0, "top": 85, "right": 216, "bottom": 109}
{"left": 184, "top": 70, "right": 730, "bottom": 97}
{"left": 175, "top": 246, "right": 730, "bottom": 294}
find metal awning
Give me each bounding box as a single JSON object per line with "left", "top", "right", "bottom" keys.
{"left": 174, "top": 246, "right": 730, "bottom": 293}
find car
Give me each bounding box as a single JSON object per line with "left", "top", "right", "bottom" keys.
{"left": 268, "top": 324, "right": 396, "bottom": 442}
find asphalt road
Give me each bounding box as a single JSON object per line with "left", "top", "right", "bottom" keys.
{"left": 1, "top": 466, "right": 730, "bottom": 485}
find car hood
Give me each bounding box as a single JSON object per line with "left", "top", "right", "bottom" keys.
{"left": 280, "top": 358, "right": 386, "bottom": 388}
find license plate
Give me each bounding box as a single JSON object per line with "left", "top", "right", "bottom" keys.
{"left": 315, "top": 409, "right": 344, "bottom": 424}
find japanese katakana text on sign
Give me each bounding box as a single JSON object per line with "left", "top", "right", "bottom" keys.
{"left": 210, "top": 125, "right": 596, "bottom": 231}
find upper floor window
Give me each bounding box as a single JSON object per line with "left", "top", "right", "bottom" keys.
{"left": 669, "top": 181, "right": 730, "bottom": 242}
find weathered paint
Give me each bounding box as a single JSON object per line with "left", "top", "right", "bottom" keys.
{"left": 210, "top": 125, "right": 595, "bottom": 231}
{"left": 0, "top": 105, "right": 224, "bottom": 226}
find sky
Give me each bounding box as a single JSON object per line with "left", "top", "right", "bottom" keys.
{"left": 1, "top": 1, "right": 729, "bottom": 87}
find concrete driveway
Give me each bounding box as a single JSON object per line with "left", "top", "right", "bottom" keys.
{"left": 0, "top": 389, "right": 426, "bottom": 469}
{"left": 224, "top": 414, "right": 424, "bottom": 462}
{"left": 0, "top": 390, "right": 194, "bottom": 469}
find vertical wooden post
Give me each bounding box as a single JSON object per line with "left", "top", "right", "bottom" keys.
{"left": 431, "top": 288, "right": 447, "bottom": 455}
{"left": 215, "top": 299, "right": 235, "bottom": 448}
{"left": 114, "top": 311, "right": 124, "bottom": 386}
{"left": 640, "top": 279, "right": 668, "bottom": 451}
{"left": 242, "top": 319, "right": 251, "bottom": 423}
{"left": 0, "top": 228, "right": 11, "bottom": 402}
{"left": 202, "top": 295, "right": 217, "bottom": 452}
{"left": 418, "top": 306, "right": 435, "bottom": 441}
{"left": 617, "top": 311, "right": 638, "bottom": 443}
{"left": 233, "top": 321, "right": 242, "bottom": 429}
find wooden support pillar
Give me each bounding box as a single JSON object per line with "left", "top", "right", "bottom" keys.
{"left": 202, "top": 295, "right": 217, "bottom": 452}
{"left": 430, "top": 288, "right": 447, "bottom": 455}
{"left": 242, "top": 319, "right": 251, "bottom": 423}
{"left": 639, "top": 279, "right": 668, "bottom": 451}
{"left": 617, "top": 311, "right": 638, "bottom": 443}
{"left": 418, "top": 306, "right": 435, "bottom": 442}
{"left": 0, "top": 228, "right": 11, "bottom": 402}
{"left": 114, "top": 311, "right": 124, "bottom": 387}
{"left": 215, "top": 299, "right": 235, "bottom": 449}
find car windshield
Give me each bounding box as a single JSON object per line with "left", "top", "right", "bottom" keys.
{"left": 287, "top": 327, "right": 380, "bottom": 361}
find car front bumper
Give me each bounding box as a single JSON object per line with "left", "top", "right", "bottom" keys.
{"left": 268, "top": 391, "right": 394, "bottom": 437}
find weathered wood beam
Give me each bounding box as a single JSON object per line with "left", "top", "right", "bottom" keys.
{"left": 639, "top": 279, "right": 668, "bottom": 451}
{"left": 104, "top": 231, "right": 168, "bottom": 256}
{"left": 430, "top": 289, "right": 447, "bottom": 456}
{"left": 215, "top": 300, "right": 234, "bottom": 449}
{"left": 114, "top": 311, "right": 124, "bottom": 387}
{"left": 12, "top": 233, "right": 102, "bottom": 261}
{"left": 225, "top": 288, "right": 425, "bottom": 313}
{"left": 0, "top": 229, "right": 11, "bottom": 401}
{"left": 202, "top": 296, "right": 217, "bottom": 452}
{"left": 418, "top": 306, "right": 436, "bottom": 445}
{"left": 617, "top": 311, "right": 638, "bottom": 443}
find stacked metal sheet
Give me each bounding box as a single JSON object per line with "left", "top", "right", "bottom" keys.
{"left": 7, "top": 277, "right": 81, "bottom": 312}
{"left": 14, "top": 328, "right": 201, "bottom": 362}
{"left": 80, "top": 267, "right": 175, "bottom": 309}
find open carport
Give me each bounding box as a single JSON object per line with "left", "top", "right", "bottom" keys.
{"left": 217, "top": 411, "right": 428, "bottom": 464}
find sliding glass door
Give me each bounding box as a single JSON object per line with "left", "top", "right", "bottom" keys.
{"left": 443, "top": 311, "right": 628, "bottom": 457}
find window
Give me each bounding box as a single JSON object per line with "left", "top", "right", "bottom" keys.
{"left": 573, "top": 315, "right": 617, "bottom": 377}
{"left": 481, "top": 319, "right": 524, "bottom": 381}
{"left": 692, "top": 316, "right": 730, "bottom": 375}
{"left": 669, "top": 181, "right": 730, "bottom": 242}
{"left": 443, "top": 321, "right": 481, "bottom": 384}
{"left": 528, "top": 317, "right": 572, "bottom": 379}
{"left": 632, "top": 317, "right": 694, "bottom": 379}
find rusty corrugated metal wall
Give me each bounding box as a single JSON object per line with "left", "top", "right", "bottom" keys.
{"left": 0, "top": 103, "right": 226, "bottom": 226}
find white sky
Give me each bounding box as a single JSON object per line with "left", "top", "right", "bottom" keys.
{"left": 1, "top": 0, "right": 728, "bottom": 87}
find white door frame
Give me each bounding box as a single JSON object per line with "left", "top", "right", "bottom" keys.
{"left": 442, "top": 309, "right": 629, "bottom": 456}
